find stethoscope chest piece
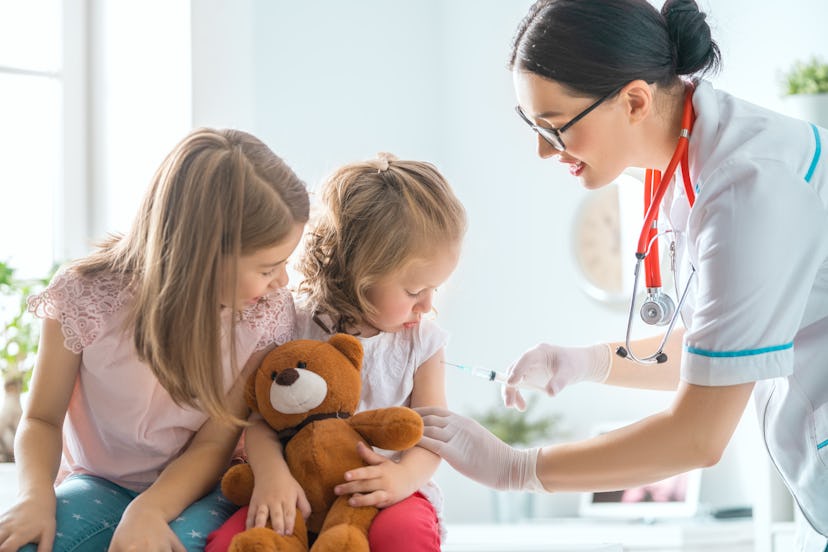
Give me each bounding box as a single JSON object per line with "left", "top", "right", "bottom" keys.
{"left": 640, "top": 289, "right": 676, "bottom": 326}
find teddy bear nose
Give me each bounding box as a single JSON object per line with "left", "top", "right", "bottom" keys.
{"left": 275, "top": 368, "right": 300, "bottom": 386}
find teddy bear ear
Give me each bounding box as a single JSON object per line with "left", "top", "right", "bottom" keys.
{"left": 329, "top": 333, "right": 363, "bottom": 371}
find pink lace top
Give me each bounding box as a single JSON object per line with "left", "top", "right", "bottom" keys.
{"left": 28, "top": 269, "right": 295, "bottom": 491}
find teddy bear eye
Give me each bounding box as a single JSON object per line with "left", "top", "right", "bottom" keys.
{"left": 297, "top": 361, "right": 307, "bottom": 369}
{"left": 270, "top": 371, "right": 277, "bottom": 381}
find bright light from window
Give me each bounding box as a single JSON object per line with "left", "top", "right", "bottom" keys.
{"left": 0, "top": 0, "right": 61, "bottom": 72}
{"left": 0, "top": 0, "right": 62, "bottom": 279}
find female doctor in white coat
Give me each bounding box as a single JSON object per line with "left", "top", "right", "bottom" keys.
{"left": 414, "top": 0, "right": 828, "bottom": 549}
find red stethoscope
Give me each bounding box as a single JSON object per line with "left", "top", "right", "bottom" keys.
{"left": 616, "top": 83, "right": 697, "bottom": 365}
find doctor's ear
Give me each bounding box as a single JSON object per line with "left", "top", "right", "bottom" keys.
{"left": 620, "top": 80, "right": 653, "bottom": 124}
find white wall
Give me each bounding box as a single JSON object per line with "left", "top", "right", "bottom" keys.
{"left": 133, "top": 0, "right": 828, "bottom": 524}
{"left": 88, "top": 0, "right": 192, "bottom": 240}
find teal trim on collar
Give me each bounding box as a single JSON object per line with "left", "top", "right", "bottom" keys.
{"left": 818, "top": 439, "right": 828, "bottom": 450}
{"left": 805, "top": 123, "right": 821, "bottom": 183}
{"left": 685, "top": 342, "right": 793, "bottom": 358}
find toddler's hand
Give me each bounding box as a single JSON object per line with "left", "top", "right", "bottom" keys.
{"left": 247, "top": 470, "right": 311, "bottom": 535}
{"left": 503, "top": 343, "right": 611, "bottom": 410}
{"left": 333, "top": 442, "right": 413, "bottom": 509}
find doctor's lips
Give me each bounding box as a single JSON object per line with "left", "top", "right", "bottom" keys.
{"left": 568, "top": 161, "right": 585, "bottom": 176}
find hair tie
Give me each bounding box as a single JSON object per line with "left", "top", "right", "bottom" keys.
{"left": 368, "top": 152, "right": 398, "bottom": 173}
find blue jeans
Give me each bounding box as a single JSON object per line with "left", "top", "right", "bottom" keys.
{"left": 19, "top": 474, "right": 238, "bottom": 552}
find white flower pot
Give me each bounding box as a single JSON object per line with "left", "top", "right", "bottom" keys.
{"left": 782, "top": 93, "right": 828, "bottom": 127}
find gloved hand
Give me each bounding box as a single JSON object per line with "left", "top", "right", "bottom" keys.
{"left": 503, "top": 343, "right": 611, "bottom": 411}
{"left": 414, "top": 406, "right": 545, "bottom": 492}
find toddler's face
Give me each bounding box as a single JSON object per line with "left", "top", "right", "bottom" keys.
{"left": 363, "top": 242, "right": 461, "bottom": 335}
{"left": 221, "top": 222, "right": 305, "bottom": 310}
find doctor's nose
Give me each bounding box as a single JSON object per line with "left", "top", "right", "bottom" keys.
{"left": 538, "top": 135, "right": 562, "bottom": 159}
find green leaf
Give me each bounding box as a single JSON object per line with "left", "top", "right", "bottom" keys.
{"left": 783, "top": 57, "right": 828, "bottom": 95}
{"left": 1, "top": 262, "right": 54, "bottom": 390}
{"left": 471, "top": 394, "right": 563, "bottom": 446}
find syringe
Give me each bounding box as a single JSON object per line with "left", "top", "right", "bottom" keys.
{"left": 443, "top": 361, "right": 547, "bottom": 392}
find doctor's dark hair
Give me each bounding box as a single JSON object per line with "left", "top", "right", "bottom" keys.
{"left": 509, "top": 0, "right": 721, "bottom": 97}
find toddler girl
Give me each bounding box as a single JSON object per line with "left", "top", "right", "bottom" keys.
{"left": 207, "top": 153, "right": 466, "bottom": 551}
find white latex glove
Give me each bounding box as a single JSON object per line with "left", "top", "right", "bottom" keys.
{"left": 414, "top": 406, "right": 545, "bottom": 492}
{"left": 503, "top": 343, "right": 611, "bottom": 411}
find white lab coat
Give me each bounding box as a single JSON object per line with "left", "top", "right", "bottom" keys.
{"left": 664, "top": 81, "right": 828, "bottom": 551}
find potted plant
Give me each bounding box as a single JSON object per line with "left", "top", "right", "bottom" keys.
{"left": 0, "top": 261, "right": 51, "bottom": 462}
{"left": 471, "top": 394, "right": 566, "bottom": 523}
{"left": 781, "top": 56, "right": 828, "bottom": 127}
{"left": 473, "top": 394, "right": 563, "bottom": 448}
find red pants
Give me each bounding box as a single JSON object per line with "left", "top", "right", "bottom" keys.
{"left": 205, "top": 492, "right": 440, "bottom": 552}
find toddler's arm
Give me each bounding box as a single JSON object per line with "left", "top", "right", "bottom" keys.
{"left": 0, "top": 318, "right": 79, "bottom": 551}
{"left": 335, "top": 348, "right": 446, "bottom": 508}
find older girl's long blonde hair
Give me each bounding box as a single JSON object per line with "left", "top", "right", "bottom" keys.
{"left": 72, "top": 128, "right": 309, "bottom": 424}
{"left": 298, "top": 154, "right": 466, "bottom": 333}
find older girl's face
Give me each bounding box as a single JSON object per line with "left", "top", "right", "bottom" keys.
{"left": 512, "top": 70, "right": 632, "bottom": 190}
{"left": 221, "top": 222, "right": 305, "bottom": 311}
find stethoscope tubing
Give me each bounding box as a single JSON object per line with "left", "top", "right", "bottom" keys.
{"left": 620, "top": 82, "right": 697, "bottom": 365}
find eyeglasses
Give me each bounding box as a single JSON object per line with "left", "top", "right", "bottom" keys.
{"left": 515, "top": 88, "right": 620, "bottom": 152}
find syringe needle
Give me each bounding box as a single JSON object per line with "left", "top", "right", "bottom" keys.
{"left": 443, "top": 361, "right": 546, "bottom": 392}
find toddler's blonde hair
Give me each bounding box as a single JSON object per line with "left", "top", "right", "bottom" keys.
{"left": 298, "top": 154, "right": 466, "bottom": 333}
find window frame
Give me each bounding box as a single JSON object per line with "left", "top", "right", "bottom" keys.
{"left": 0, "top": 0, "right": 88, "bottom": 273}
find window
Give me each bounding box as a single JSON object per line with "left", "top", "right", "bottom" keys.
{"left": 0, "top": 0, "right": 84, "bottom": 279}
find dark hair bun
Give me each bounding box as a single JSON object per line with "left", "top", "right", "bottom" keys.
{"left": 661, "top": 0, "right": 721, "bottom": 76}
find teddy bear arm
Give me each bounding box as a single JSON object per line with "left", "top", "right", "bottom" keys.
{"left": 349, "top": 406, "right": 424, "bottom": 451}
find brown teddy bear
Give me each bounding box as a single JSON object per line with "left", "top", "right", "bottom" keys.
{"left": 221, "top": 334, "right": 424, "bottom": 552}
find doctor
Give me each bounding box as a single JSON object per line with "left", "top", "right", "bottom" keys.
{"left": 415, "top": 0, "right": 828, "bottom": 549}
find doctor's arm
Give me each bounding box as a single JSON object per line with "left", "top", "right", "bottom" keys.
{"left": 535, "top": 380, "right": 752, "bottom": 491}
{"left": 504, "top": 329, "right": 683, "bottom": 410}
{"left": 605, "top": 328, "right": 684, "bottom": 390}
{"left": 417, "top": 380, "right": 752, "bottom": 493}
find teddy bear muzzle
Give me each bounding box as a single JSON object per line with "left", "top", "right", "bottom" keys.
{"left": 269, "top": 365, "right": 328, "bottom": 414}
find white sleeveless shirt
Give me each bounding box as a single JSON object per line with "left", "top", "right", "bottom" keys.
{"left": 293, "top": 300, "right": 449, "bottom": 536}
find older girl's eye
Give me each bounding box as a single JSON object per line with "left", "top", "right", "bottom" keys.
{"left": 262, "top": 268, "right": 276, "bottom": 277}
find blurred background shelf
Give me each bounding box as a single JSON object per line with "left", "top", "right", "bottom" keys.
{"left": 443, "top": 518, "right": 753, "bottom": 552}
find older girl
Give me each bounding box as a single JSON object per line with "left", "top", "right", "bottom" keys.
{"left": 0, "top": 128, "right": 309, "bottom": 552}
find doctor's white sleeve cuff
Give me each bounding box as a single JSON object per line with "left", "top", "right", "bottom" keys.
{"left": 680, "top": 343, "right": 793, "bottom": 386}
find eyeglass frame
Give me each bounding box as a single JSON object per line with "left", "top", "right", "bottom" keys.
{"left": 514, "top": 86, "right": 622, "bottom": 151}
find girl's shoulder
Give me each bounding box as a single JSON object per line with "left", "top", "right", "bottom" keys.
{"left": 29, "top": 267, "right": 132, "bottom": 311}
{"left": 414, "top": 318, "right": 448, "bottom": 344}
{"left": 27, "top": 267, "right": 133, "bottom": 353}
{"left": 291, "top": 295, "right": 337, "bottom": 341}
{"left": 363, "top": 319, "right": 448, "bottom": 367}
{"left": 239, "top": 287, "right": 296, "bottom": 350}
